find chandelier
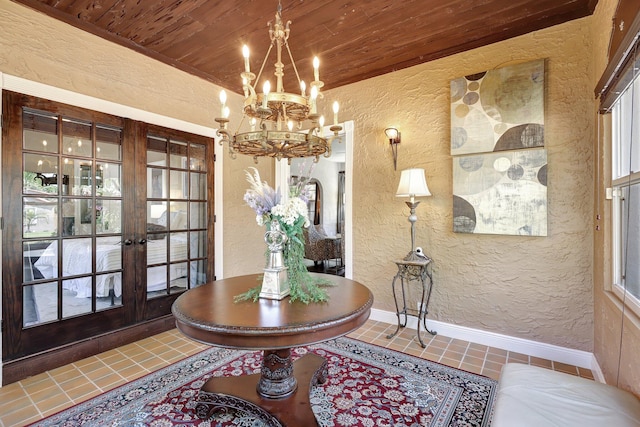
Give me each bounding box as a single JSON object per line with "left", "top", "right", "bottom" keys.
{"left": 214, "top": 1, "right": 342, "bottom": 163}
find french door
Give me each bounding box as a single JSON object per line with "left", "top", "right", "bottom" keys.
{"left": 2, "top": 91, "right": 214, "bottom": 362}
{"left": 138, "top": 124, "right": 214, "bottom": 320}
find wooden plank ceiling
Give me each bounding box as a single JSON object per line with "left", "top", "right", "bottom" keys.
{"left": 12, "top": 0, "right": 598, "bottom": 94}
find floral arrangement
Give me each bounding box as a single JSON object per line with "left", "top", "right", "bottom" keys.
{"left": 236, "top": 166, "right": 331, "bottom": 303}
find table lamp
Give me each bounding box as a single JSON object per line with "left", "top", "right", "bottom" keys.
{"left": 396, "top": 168, "right": 431, "bottom": 261}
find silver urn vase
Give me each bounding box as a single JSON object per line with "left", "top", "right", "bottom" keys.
{"left": 260, "top": 219, "right": 290, "bottom": 300}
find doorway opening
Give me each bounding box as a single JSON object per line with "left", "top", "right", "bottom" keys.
{"left": 277, "top": 121, "right": 353, "bottom": 278}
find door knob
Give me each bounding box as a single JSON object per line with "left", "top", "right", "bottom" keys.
{"left": 138, "top": 238, "right": 147, "bottom": 245}
{"left": 123, "top": 239, "right": 133, "bottom": 246}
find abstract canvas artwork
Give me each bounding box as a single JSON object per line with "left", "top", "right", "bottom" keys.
{"left": 452, "top": 148, "right": 547, "bottom": 236}
{"left": 451, "top": 59, "right": 545, "bottom": 156}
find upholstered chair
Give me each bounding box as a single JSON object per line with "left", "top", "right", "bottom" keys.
{"left": 303, "top": 225, "right": 339, "bottom": 265}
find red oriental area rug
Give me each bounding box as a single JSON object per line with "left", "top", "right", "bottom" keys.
{"left": 29, "top": 338, "right": 497, "bottom": 426}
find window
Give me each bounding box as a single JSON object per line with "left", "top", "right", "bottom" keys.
{"left": 611, "top": 66, "right": 640, "bottom": 315}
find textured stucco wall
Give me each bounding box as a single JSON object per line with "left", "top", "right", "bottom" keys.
{"left": 221, "top": 159, "right": 274, "bottom": 278}
{"left": 591, "top": 0, "right": 640, "bottom": 396}
{"left": 322, "top": 18, "right": 595, "bottom": 351}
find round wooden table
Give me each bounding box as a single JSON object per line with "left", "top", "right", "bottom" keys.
{"left": 172, "top": 273, "right": 373, "bottom": 427}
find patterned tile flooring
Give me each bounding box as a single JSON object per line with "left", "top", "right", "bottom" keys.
{"left": 0, "top": 319, "right": 594, "bottom": 426}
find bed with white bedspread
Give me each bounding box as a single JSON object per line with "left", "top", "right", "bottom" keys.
{"left": 34, "top": 236, "right": 188, "bottom": 298}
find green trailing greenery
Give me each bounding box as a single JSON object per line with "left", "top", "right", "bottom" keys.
{"left": 281, "top": 216, "right": 332, "bottom": 303}
{"left": 234, "top": 216, "right": 333, "bottom": 304}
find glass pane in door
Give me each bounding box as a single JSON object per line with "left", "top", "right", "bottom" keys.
{"left": 97, "top": 199, "right": 122, "bottom": 234}
{"left": 23, "top": 197, "right": 57, "bottom": 238}
{"left": 23, "top": 282, "right": 58, "bottom": 327}
{"left": 190, "top": 172, "right": 206, "bottom": 199}
{"left": 170, "top": 140, "right": 188, "bottom": 168}
{"left": 97, "top": 162, "right": 122, "bottom": 197}
{"left": 147, "top": 136, "right": 167, "bottom": 167}
{"left": 190, "top": 144, "right": 206, "bottom": 171}
{"left": 23, "top": 110, "right": 58, "bottom": 153}
{"left": 148, "top": 168, "right": 166, "bottom": 200}
{"left": 146, "top": 265, "right": 166, "bottom": 298}
{"left": 23, "top": 153, "right": 59, "bottom": 196}
{"left": 62, "top": 278, "right": 92, "bottom": 318}
{"left": 190, "top": 260, "right": 207, "bottom": 287}
{"left": 62, "top": 158, "right": 87, "bottom": 196}
{"left": 170, "top": 232, "right": 188, "bottom": 262}
{"left": 62, "top": 118, "right": 92, "bottom": 158}
{"left": 147, "top": 238, "right": 167, "bottom": 273}
{"left": 96, "top": 125, "right": 122, "bottom": 161}
{"left": 23, "top": 240, "right": 56, "bottom": 281}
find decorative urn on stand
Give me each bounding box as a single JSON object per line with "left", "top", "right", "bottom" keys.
{"left": 237, "top": 167, "right": 331, "bottom": 304}
{"left": 260, "top": 220, "right": 290, "bottom": 300}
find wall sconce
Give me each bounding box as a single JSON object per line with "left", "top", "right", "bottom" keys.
{"left": 385, "top": 127, "right": 401, "bottom": 170}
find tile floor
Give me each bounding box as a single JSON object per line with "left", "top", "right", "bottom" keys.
{"left": 0, "top": 319, "right": 594, "bottom": 427}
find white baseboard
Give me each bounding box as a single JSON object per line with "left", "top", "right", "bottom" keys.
{"left": 369, "top": 308, "right": 604, "bottom": 380}
{"left": 589, "top": 357, "right": 606, "bottom": 383}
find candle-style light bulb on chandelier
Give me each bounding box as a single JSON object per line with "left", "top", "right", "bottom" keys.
{"left": 215, "top": 1, "right": 343, "bottom": 163}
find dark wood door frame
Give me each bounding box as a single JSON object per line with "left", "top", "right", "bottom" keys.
{"left": 1, "top": 91, "right": 216, "bottom": 384}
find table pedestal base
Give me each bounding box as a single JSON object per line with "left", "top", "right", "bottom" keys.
{"left": 195, "top": 352, "right": 328, "bottom": 426}
{"left": 257, "top": 349, "right": 297, "bottom": 398}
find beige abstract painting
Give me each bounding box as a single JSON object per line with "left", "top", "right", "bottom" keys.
{"left": 451, "top": 59, "right": 545, "bottom": 155}
{"left": 452, "top": 148, "right": 547, "bottom": 236}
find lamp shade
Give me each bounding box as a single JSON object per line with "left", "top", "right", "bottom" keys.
{"left": 396, "top": 168, "right": 431, "bottom": 197}
{"left": 385, "top": 127, "right": 399, "bottom": 141}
